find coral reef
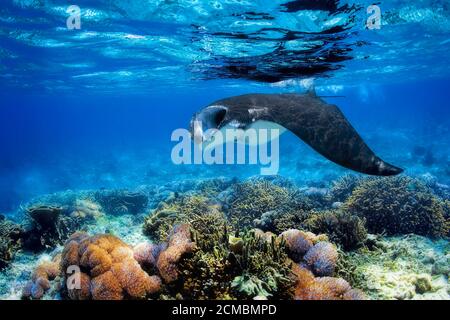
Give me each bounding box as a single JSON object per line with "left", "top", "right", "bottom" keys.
{"left": 196, "top": 178, "right": 236, "bottom": 198}
{"left": 303, "top": 210, "right": 367, "bottom": 251}
{"left": 95, "top": 190, "right": 148, "bottom": 215}
{"left": 341, "top": 235, "right": 449, "bottom": 300}
{"left": 23, "top": 205, "right": 82, "bottom": 252}
{"left": 143, "top": 195, "right": 219, "bottom": 242}
{"left": 4, "top": 175, "right": 449, "bottom": 301}
{"left": 22, "top": 255, "right": 61, "bottom": 300}
{"left": 344, "top": 176, "right": 449, "bottom": 238}
{"left": 69, "top": 199, "right": 103, "bottom": 221}
{"left": 253, "top": 208, "right": 312, "bottom": 235}
{"left": 279, "top": 229, "right": 315, "bottom": 262}
{"left": 156, "top": 224, "right": 196, "bottom": 284}
{"left": 225, "top": 180, "right": 291, "bottom": 229}
{"left": 291, "top": 259, "right": 365, "bottom": 300}
{"left": 225, "top": 179, "right": 312, "bottom": 230}
{"left": 175, "top": 215, "right": 235, "bottom": 299}
{"left": 327, "top": 174, "right": 363, "bottom": 203}
{"left": 230, "top": 231, "right": 294, "bottom": 300}
{"left": 304, "top": 242, "right": 338, "bottom": 277}
{"left": 133, "top": 241, "right": 166, "bottom": 273}
{"left": 0, "top": 217, "right": 23, "bottom": 270}
{"left": 60, "top": 232, "right": 161, "bottom": 300}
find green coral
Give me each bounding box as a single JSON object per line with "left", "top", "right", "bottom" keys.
{"left": 344, "top": 176, "right": 448, "bottom": 238}
{"left": 143, "top": 195, "right": 219, "bottom": 242}
{"left": 196, "top": 178, "right": 235, "bottom": 198}
{"left": 230, "top": 231, "right": 294, "bottom": 299}
{"left": 175, "top": 218, "right": 295, "bottom": 299}
{"left": 231, "top": 274, "right": 271, "bottom": 298}
{"left": 328, "top": 174, "right": 364, "bottom": 203}
{"left": 303, "top": 210, "right": 367, "bottom": 251}
{"left": 334, "top": 248, "right": 367, "bottom": 289}
{"left": 0, "top": 217, "right": 23, "bottom": 270}
{"left": 226, "top": 180, "right": 311, "bottom": 230}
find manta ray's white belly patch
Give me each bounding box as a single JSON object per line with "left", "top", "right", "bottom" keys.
{"left": 203, "top": 120, "right": 287, "bottom": 151}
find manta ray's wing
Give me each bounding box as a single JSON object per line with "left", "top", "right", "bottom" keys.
{"left": 263, "top": 95, "right": 403, "bottom": 176}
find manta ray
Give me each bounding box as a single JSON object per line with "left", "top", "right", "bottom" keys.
{"left": 190, "top": 90, "right": 403, "bottom": 176}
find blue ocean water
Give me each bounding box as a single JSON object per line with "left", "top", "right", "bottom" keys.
{"left": 1, "top": 0, "right": 450, "bottom": 214}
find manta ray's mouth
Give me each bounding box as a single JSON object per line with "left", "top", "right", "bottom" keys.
{"left": 191, "top": 105, "right": 227, "bottom": 143}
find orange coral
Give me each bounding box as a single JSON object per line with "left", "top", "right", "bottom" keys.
{"left": 60, "top": 232, "right": 161, "bottom": 300}
{"left": 157, "top": 224, "right": 196, "bottom": 283}
{"left": 22, "top": 255, "right": 61, "bottom": 300}
{"left": 292, "top": 262, "right": 365, "bottom": 300}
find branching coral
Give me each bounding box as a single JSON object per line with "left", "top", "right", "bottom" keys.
{"left": 225, "top": 179, "right": 311, "bottom": 230}
{"left": 0, "top": 217, "right": 23, "bottom": 270}
{"left": 344, "top": 176, "right": 448, "bottom": 238}
{"left": 60, "top": 232, "right": 161, "bottom": 300}
{"left": 303, "top": 210, "right": 367, "bottom": 251}
{"left": 22, "top": 255, "right": 61, "bottom": 300}
{"left": 143, "top": 195, "right": 219, "bottom": 242}
{"left": 230, "top": 231, "right": 295, "bottom": 300}
{"left": 328, "top": 174, "right": 364, "bottom": 203}
{"left": 95, "top": 190, "right": 148, "bottom": 215}
{"left": 176, "top": 216, "right": 235, "bottom": 300}
{"left": 196, "top": 178, "right": 236, "bottom": 198}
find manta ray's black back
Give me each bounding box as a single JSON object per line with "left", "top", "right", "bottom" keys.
{"left": 212, "top": 93, "right": 403, "bottom": 176}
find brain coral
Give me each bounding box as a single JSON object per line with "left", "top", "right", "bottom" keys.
{"left": 156, "top": 224, "right": 196, "bottom": 283}
{"left": 60, "top": 232, "right": 161, "bottom": 300}
{"left": 344, "top": 176, "right": 448, "bottom": 238}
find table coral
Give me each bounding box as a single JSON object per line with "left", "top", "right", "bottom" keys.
{"left": 23, "top": 205, "right": 81, "bottom": 252}
{"left": 60, "top": 232, "right": 161, "bottom": 300}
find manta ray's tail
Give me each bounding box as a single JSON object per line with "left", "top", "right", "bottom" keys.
{"left": 362, "top": 157, "right": 403, "bottom": 176}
